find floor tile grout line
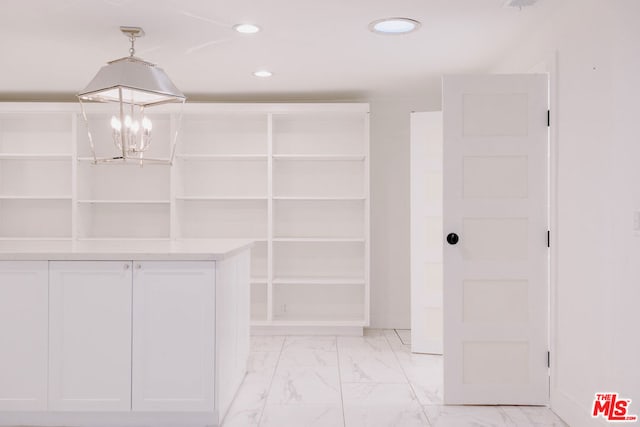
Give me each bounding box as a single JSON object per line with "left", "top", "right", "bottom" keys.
{"left": 382, "top": 330, "right": 434, "bottom": 427}
{"left": 335, "top": 335, "right": 347, "bottom": 427}
{"left": 393, "top": 328, "right": 407, "bottom": 346}
{"left": 255, "top": 336, "right": 286, "bottom": 427}
{"left": 496, "top": 405, "right": 516, "bottom": 426}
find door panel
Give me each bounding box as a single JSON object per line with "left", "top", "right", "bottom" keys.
{"left": 462, "top": 218, "right": 529, "bottom": 261}
{"left": 132, "top": 261, "right": 215, "bottom": 412}
{"left": 443, "top": 74, "right": 548, "bottom": 404}
{"left": 0, "top": 261, "right": 48, "bottom": 411}
{"left": 463, "top": 156, "right": 528, "bottom": 199}
{"left": 49, "top": 261, "right": 132, "bottom": 411}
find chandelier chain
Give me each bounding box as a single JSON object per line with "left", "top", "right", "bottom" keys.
{"left": 129, "top": 34, "right": 135, "bottom": 57}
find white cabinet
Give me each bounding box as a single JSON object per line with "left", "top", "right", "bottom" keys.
{"left": 132, "top": 261, "right": 215, "bottom": 411}
{"left": 47, "top": 261, "right": 220, "bottom": 413}
{"left": 0, "top": 244, "right": 250, "bottom": 426}
{"left": 0, "top": 261, "right": 48, "bottom": 411}
{"left": 49, "top": 261, "right": 132, "bottom": 411}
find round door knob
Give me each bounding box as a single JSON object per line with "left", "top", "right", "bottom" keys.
{"left": 446, "top": 233, "right": 459, "bottom": 245}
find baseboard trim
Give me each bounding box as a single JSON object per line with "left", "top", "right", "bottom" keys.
{"left": 251, "top": 325, "right": 363, "bottom": 336}
{"left": 0, "top": 411, "right": 219, "bottom": 427}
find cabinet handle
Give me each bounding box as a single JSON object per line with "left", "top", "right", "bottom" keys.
{"left": 124, "top": 264, "right": 130, "bottom": 270}
{"left": 135, "top": 264, "right": 142, "bottom": 269}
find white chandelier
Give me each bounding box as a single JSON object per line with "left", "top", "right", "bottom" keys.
{"left": 77, "top": 27, "right": 185, "bottom": 165}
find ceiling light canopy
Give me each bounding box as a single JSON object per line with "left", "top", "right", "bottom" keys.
{"left": 369, "top": 18, "right": 421, "bottom": 35}
{"left": 77, "top": 26, "right": 185, "bottom": 165}
{"left": 233, "top": 23, "right": 261, "bottom": 34}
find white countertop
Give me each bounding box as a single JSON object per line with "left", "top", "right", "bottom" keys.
{"left": 0, "top": 239, "right": 254, "bottom": 261}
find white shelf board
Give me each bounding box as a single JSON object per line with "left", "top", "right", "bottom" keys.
{"left": 180, "top": 237, "right": 268, "bottom": 242}
{"left": 0, "top": 237, "right": 73, "bottom": 241}
{"left": 272, "top": 277, "right": 366, "bottom": 285}
{"left": 0, "top": 154, "right": 72, "bottom": 160}
{"left": 273, "top": 237, "right": 365, "bottom": 243}
{"left": 176, "top": 196, "right": 268, "bottom": 201}
{"left": 251, "top": 277, "right": 268, "bottom": 284}
{"left": 177, "top": 154, "right": 268, "bottom": 160}
{"left": 0, "top": 195, "right": 72, "bottom": 200}
{"left": 272, "top": 196, "right": 366, "bottom": 201}
{"left": 272, "top": 154, "right": 366, "bottom": 161}
{"left": 75, "top": 237, "right": 172, "bottom": 242}
{"left": 77, "top": 199, "right": 171, "bottom": 204}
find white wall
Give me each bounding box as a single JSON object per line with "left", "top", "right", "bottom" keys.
{"left": 492, "top": 1, "right": 640, "bottom": 425}
{"left": 368, "top": 92, "right": 440, "bottom": 328}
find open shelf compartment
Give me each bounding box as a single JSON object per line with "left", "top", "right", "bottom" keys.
{"left": 251, "top": 282, "right": 268, "bottom": 322}
{"left": 273, "top": 241, "right": 365, "bottom": 280}
{"left": 0, "top": 113, "right": 72, "bottom": 154}
{"left": 0, "top": 158, "right": 71, "bottom": 198}
{"left": 180, "top": 113, "right": 268, "bottom": 155}
{"left": 272, "top": 283, "right": 365, "bottom": 322}
{"left": 272, "top": 112, "right": 366, "bottom": 156}
{"left": 77, "top": 162, "right": 170, "bottom": 201}
{"left": 176, "top": 199, "right": 267, "bottom": 239}
{"left": 77, "top": 202, "right": 170, "bottom": 239}
{"left": 273, "top": 159, "right": 364, "bottom": 198}
{"left": 0, "top": 199, "right": 71, "bottom": 238}
{"left": 177, "top": 157, "right": 267, "bottom": 199}
{"left": 274, "top": 199, "right": 365, "bottom": 239}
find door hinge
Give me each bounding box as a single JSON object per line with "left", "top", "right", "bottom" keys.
{"left": 547, "top": 110, "right": 550, "bottom": 127}
{"left": 547, "top": 230, "right": 550, "bottom": 248}
{"left": 547, "top": 351, "right": 551, "bottom": 368}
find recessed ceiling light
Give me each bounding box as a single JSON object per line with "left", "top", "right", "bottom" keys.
{"left": 253, "top": 70, "right": 273, "bottom": 78}
{"left": 369, "top": 18, "right": 421, "bottom": 35}
{"left": 233, "top": 23, "right": 260, "bottom": 34}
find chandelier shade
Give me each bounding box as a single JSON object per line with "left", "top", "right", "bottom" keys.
{"left": 78, "top": 56, "right": 185, "bottom": 106}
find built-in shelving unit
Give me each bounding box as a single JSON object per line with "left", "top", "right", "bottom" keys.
{"left": 0, "top": 102, "right": 369, "bottom": 332}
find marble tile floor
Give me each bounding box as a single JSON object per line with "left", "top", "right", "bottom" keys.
{"left": 222, "top": 329, "right": 567, "bottom": 427}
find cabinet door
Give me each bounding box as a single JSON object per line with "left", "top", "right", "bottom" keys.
{"left": 0, "top": 261, "right": 48, "bottom": 411}
{"left": 132, "top": 261, "right": 215, "bottom": 411}
{"left": 49, "top": 261, "right": 132, "bottom": 411}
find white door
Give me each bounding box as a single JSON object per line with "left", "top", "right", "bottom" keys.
{"left": 132, "top": 261, "right": 215, "bottom": 412}
{"left": 0, "top": 261, "right": 48, "bottom": 411}
{"left": 410, "top": 111, "right": 444, "bottom": 355}
{"left": 443, "top": 74, "right": 548, "bottom": 404}
{"left": 49, "top": 261, "right": 132, "bottom": 411}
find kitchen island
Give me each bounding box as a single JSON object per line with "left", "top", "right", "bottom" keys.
{"left": 0, "top": 239, "right": 252, "bottom": 427}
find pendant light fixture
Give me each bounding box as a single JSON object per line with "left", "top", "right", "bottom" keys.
{"left": 78, "top": 26, "right": 186, "bottom": 165}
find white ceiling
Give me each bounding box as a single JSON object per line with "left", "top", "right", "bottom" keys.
{"left": 0, "top": 0, "right": 561, "bottom": 100}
